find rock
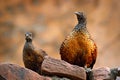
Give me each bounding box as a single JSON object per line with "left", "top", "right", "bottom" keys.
{"left": 0, "top": 75, "right": 6, "bottom": 80}
{"left": 0, "top": 63, "right": 51, "bottom": 80}
{"left": 110, "top": 67, "right": 120, "bottom": 80}
{"left": 51, "top": 76, "right": 70, "bottom": 80}
{"left": 92, "top": 67, "right": 113, "bottom": 80}
{"left": 41, "top": 57, "right": 86, "bottom": 80}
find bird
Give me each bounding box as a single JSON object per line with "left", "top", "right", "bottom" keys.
{"left": 60, "top": 12, "right": 97, "bottom": 70}
{"left": 23, "top": 32, "right": 47, "bottom": 74}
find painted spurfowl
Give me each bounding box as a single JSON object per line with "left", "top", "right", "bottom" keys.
{"left": 60, "top": 12, "right": 97, "bottom": 69}
{"left": 23, "top": 32, "right": 47, "bottom": 74}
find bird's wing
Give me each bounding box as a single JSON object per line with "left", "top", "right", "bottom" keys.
{"left": 90, "top": 43, "right": 97, "bottom": 69}
{"left": 34, "top": 48, "right": 48, "bottom": 58}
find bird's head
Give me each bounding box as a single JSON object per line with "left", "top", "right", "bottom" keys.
{"left": 25, "top": 32, "right": 32, "bottom": 42}
{"left": 74, "top": 12, "right": 86, "bottom": 24}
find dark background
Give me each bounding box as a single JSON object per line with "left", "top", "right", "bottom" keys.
{"left": 0, "top": 0, "right": 120, "bottom": 68}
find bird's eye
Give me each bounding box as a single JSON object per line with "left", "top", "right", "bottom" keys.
{"left": 29, "top": 33, "right": 32, "bottom": 36}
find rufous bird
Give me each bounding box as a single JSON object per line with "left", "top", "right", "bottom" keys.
{"left": 60, "top": 12, "right": 97, "bottom": 69}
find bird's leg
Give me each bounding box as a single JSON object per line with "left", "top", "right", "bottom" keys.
{"left": 84, "top": 65, "right": 94, "bottom": 80}
{"left": 84, "top": 65, "right": 92, "bottom": 73}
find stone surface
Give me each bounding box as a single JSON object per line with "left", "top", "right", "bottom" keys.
{"left": 93, "top": 67, "right": 112, "bottom": 80}
{"left": 0, "top": 62, "right": 120, "bottom": 80}
{"left": 41, "top": 57, "right": 86, "bottom": 80}
{"left": 0, "top": 63, "right": 51, "bottom": 80}
{"left": 110, "top": 67, "right": 120, "bottom": 80}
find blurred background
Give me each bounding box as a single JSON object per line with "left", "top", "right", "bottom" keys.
{"left": 0, "top": 0, "right": 120, "bottom": 68}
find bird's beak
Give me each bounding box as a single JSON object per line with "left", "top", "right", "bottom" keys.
{"left": 74, "top": 12, "right": 84, "bottom": 16}
{"left": 74, "top": 12, "right": 80, "bottom": 15}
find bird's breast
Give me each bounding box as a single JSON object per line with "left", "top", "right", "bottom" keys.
{"left": 60, "top": 31, "right": 95, "bottom": 64}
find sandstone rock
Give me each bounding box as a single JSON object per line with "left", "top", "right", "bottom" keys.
{"left": 41, "top": 57, "right": 86, "bottom": 80}
{"left": 0, "top": 63, "right": 51, "bottom": 80}
{"left": 92, "top": 67, "right": 113, "bottom": 80}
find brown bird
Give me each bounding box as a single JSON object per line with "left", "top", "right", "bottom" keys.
{"left": 23, "top": 32, "right": 47, "bottom": 74}
{"left": 60, "top": 12, "right": 97, "bottom": 69}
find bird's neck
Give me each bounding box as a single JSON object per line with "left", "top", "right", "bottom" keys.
{"left": 73, "top": 23, "right": 90, "bottom": 38}
{"left": 26, "top": 41, "right": 32, "bottom": 43}
{"left": 77, "top": 15, "right": 86, "bottom": 24}
{"left": 24, "top": 41, "right": 34, "bottom": 50}
{"left": 74, "top": 23, "right": 86, "bottom": 31}
{"left": 26, "top": 39, "right": 32, "bottom": 42}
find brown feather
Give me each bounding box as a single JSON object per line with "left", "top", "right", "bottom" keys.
{"left": 23, "top": 32, "right": 47, "bottom": 74}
